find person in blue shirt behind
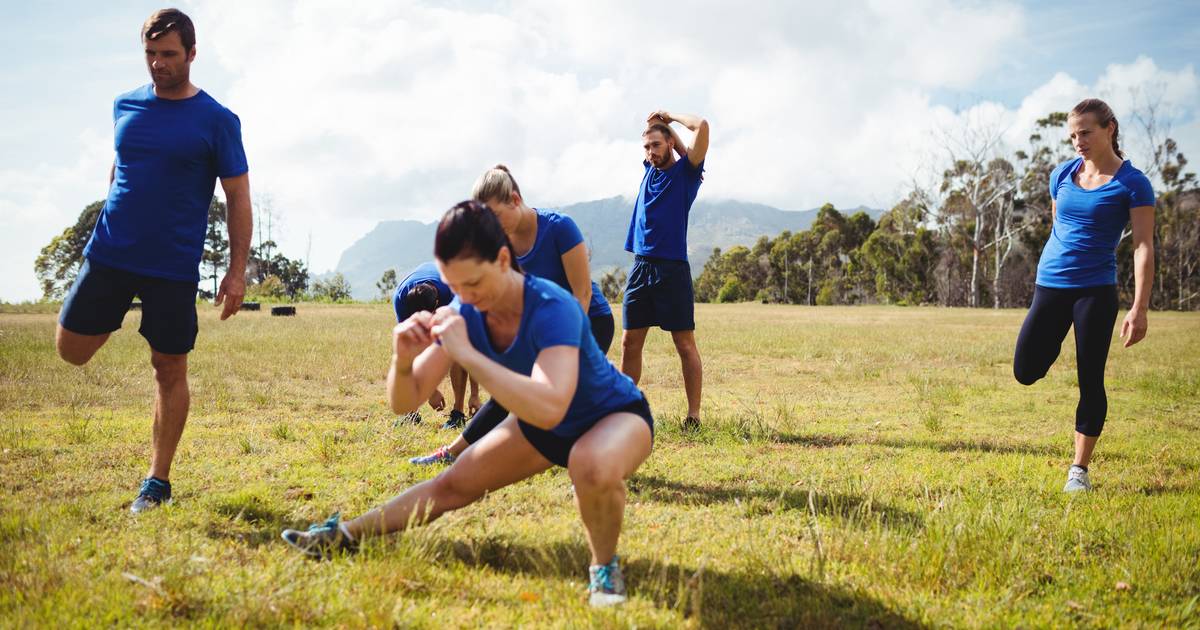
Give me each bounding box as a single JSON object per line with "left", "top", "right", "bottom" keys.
{"left": 621, "top": 110, "right": 709, "bottom": 431}
{"left": 409, "top": 165, "right": 615, "bottom": 466}
{"left": 391, "top": 262, "right": 480, "bottom": 428}
{"left": 54, "top": 9, "right": 251, "bottom": 514}
{"left": 282, "top": 201, "right": 654, "bottom": 607}
{"left": 1013, "top": 98, "right": 1156, "bottom": 493}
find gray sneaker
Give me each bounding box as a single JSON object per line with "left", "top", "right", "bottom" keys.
{"left": 1064, "top": 465, "right": 1092, "bottom": 492}
{"left": 281, "top": 513, "right": 358, "bottom": 559}
{"left": 588, "top": 556, "right": 627, "bottom": 607}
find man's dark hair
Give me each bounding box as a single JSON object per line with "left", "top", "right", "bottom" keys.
{"left": 435, "top": 200, "right": 522, "bottom": 272}
{"left": 404, "top": 282, "right": 440, "bottom": 314}
{"left": 643, "top": 123, "right": 673, "bottom": 141}
{"left": 142, "top": 8, "right": 196, "bottom": 51}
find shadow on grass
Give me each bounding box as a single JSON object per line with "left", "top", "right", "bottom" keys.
{"left": 206, "top": 495, "right": 301, "bottom": 548}
{"left": 629, "top": 475, "right": 923, "bottom": 532}
{"left": 426, "top": 536, "right": 924, "bottom": 629}
{"left": 776, "top": 432, "right": 1074, "bottom": 458}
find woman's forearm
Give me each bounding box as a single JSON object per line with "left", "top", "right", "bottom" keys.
{"left": 1132, "top": 242, "right": 1154, "bottom": 311}
{"left": 458, "top": 349, "right": 572, "bottom": 430}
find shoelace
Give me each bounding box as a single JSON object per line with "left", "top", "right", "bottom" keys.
{"left": 139, "top": 478, "right": 169, "bottom": 499}
{"left": 309, "top": 512, "right": 341, "bottom": 535}
{"left": 591, "top": 564, "right": 616, "bottom": 592}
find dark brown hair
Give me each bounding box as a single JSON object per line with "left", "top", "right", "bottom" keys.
{"left": 405, "top": 282, "right": 441, "bottom": 314}
{"left": 643, "top": 123, "right": 673, "bottom": 141}
{"left": 142, "top": 8, "right": 196, "bottom": 52}
{"left": 1071, "top": 98, "right": 1123, "bottom": 159}
{"left": 434, "top": 200, "right": 521, "bottom": 271}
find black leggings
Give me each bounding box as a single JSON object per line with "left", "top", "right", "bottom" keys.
{"left": 1013, "top": 285, "right": 1119, "bottom": 437}
{"left": 462, "top": 312, "right": 616, "bottom": 445}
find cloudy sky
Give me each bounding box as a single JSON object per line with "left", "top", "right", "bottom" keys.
{"left": 2, "top": 0, "right": 1197, "bottom": 301}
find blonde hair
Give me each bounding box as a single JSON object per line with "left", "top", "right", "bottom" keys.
{"left": 471, "top": 164, "right": 522, "bottom": 204}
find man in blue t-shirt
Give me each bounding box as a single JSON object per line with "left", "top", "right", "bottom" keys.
{"left": 620, "top": 110, "right": 709, "bottom": 430}
{"left": 55, "top": 9, "right": 252, "bottom": 514}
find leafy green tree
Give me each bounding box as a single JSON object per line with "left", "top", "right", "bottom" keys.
{"left": 310, "top": 273, "right": 352, "bottom": 302}
{"left": 599, "top": 267, "right": 627, "bottom": 303}
{"left": 202, "top": 197, "right": 229, "bottom": 300}
{"left": 34, "top": 201, "right": 103, "bottom": 300}
{"left": 376, "top": 269, "right": 398, "bottom": 300}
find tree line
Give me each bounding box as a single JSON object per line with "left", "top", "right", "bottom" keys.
{"left": 695, "top": 111, "right": 1199, "bottom": 310}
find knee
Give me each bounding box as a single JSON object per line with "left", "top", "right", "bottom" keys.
{"left": 1013, "top": 365, "right": 1041, "bottom": 386}
{"left": 621, "top": 334, "right": 644, "bottom": 354}
{"left": 569, "top": 451, "right": 625, "bottom": 492}
{"left": 429, "top": 473, "right": 481, "bottom": 511}
{"left": 150, "top": 354, "right": 188, "bottom": 387}
{"left": 55, "top": 330, "right": 93, "bottom": 366}
{"left": 56, "top": 343, "right": 92, "bottom": 367}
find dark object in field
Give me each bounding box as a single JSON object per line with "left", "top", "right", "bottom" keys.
{"left": 130, "top": 301, "right": 143, "bottom": 310}
{"left": 271, "top": 306, "right": 297, "bottom": 317}
{"left": 240, "top": 302, "right": 261, "bottom": 311}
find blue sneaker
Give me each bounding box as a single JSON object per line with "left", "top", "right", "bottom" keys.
{"left": 588, "top": 555, "right": 627, "bottom": 607}
{"left": 409, "top": 445, "right": 456, "bottom": 466}
{"left": 441, "top": 410, "right": 467, "bottom": 430}
{"left": 281, "top": 513, "right": 358, "bottom": 559}
{"left": 130, "top": 477, "right": 172, "bottom": 514}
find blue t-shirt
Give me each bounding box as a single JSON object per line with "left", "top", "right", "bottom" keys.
{"left": 393, "top": 262, "right": 454, "bottom": 322}
{"left": 84, "top": 84, "right": 249, "bottom": 282}
{"left": 518, "top": 210, "right": 611, "bottom": 317}
{"left": 1036, "top": 158, "right": 1155, "bottom": 288}
{"left": 625, "top": 157, "right": 705, "bottom": 261}
{"left": 456, "top": 275, "right": 642, "bottom": 438}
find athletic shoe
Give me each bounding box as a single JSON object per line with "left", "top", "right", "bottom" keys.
{"left": 393, "top": 411, "right": 422, "bottom": 427}
{"left": 130, "top": 477, "right": 171, "bottom": 514}
{"left": 441, "top": 409, "right": 467, "bottom": 430}
{"left": 1063, "top": 465, "right": 1092, "bottom": 492}
{"left": 281, "top": 513, "right": 358, "bottom": 559}
{"left": 682, "top": 416, "right": 701, "bottom": 432}
{"left": 409, "top": 445, "right": 456, "bottom": 466}
{"left": 588, "top": 556, "right": 627, "bottom": 607}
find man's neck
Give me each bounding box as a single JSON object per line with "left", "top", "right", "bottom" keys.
{"left": 154, "top": 82, "right": 199, "bottom": 100}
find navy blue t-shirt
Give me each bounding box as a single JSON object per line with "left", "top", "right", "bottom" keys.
{"left": 393, "top": 262, "right": 454, "bottom": 322}
{"left": 85, "top": 84, "right": 249, "bottom": 282}
{"left": 1036, "top": 158, "right": 1155, "bottom": 288}
{"left": 625, "top": 157, "right": 705, "bottom": 261}
{"left": 519, "top": 210, "right": 611, "bottom": 317}
{"left": 455, "top": 275, "right": 641, "bottom": 438}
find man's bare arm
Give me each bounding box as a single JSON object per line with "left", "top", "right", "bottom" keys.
{"left": 650, "top": 111, "right": 709, "bottom": 167}
{"left": 217, "top": 173, "right": 252, "bottom": 320}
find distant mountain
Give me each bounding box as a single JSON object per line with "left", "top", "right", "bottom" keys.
{"left": 334, "top": 198, "right": 883, "bottom": 300}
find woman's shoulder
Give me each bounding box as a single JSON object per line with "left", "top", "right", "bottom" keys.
{"left": 1115, "top": 160, "right": 1155, "bottom": 203}
{"left": 1051, "top": 157, "right": 1081, "bottom": 181}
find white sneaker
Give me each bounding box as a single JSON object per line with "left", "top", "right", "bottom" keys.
{"left": 588, "top": 556, "right": 627, "bottom": 607}
{"left": 1063, "top": 465, "right": 1092, "bottom": 492}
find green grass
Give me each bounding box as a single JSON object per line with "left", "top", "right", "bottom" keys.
{"left": 1, "top": 303, "right": 1198, "bottom": 628}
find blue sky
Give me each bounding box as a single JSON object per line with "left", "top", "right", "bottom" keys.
{"left": 1, "top": 1, "right": 1197, "bottom": 302}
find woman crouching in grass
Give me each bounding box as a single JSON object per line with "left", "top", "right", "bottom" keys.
{"left": 282, "top": 200, "right": 654, "bottom": 607}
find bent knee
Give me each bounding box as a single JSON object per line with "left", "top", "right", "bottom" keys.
{"left": 1013, "top": 366, "right": 1043, "bottom": 386}
{"left": 430, "top": 474, "right": 484, "bottom": 511}
{"left": 568, "top": 456, "right": 625, "bottom": 490}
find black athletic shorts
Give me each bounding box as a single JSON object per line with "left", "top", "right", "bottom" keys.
{"left": 518, "top": 395, "right": 655, "bottom": 467}
{"left": 622, "top": 255, "right": 695, "bottom": 331}
{"left": 59, "top": 258, "right": 199, "bottom": 355}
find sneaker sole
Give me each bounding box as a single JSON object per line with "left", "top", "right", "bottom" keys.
{"left": 589, "top": 592, "right": 627, "bottom": 607}
{"left": 280, "top": 530, "right": 325, "bottom": 559}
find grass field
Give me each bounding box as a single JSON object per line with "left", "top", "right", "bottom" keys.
{"left": 1, "top": 302, "right": 1198, "bottom": 628}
